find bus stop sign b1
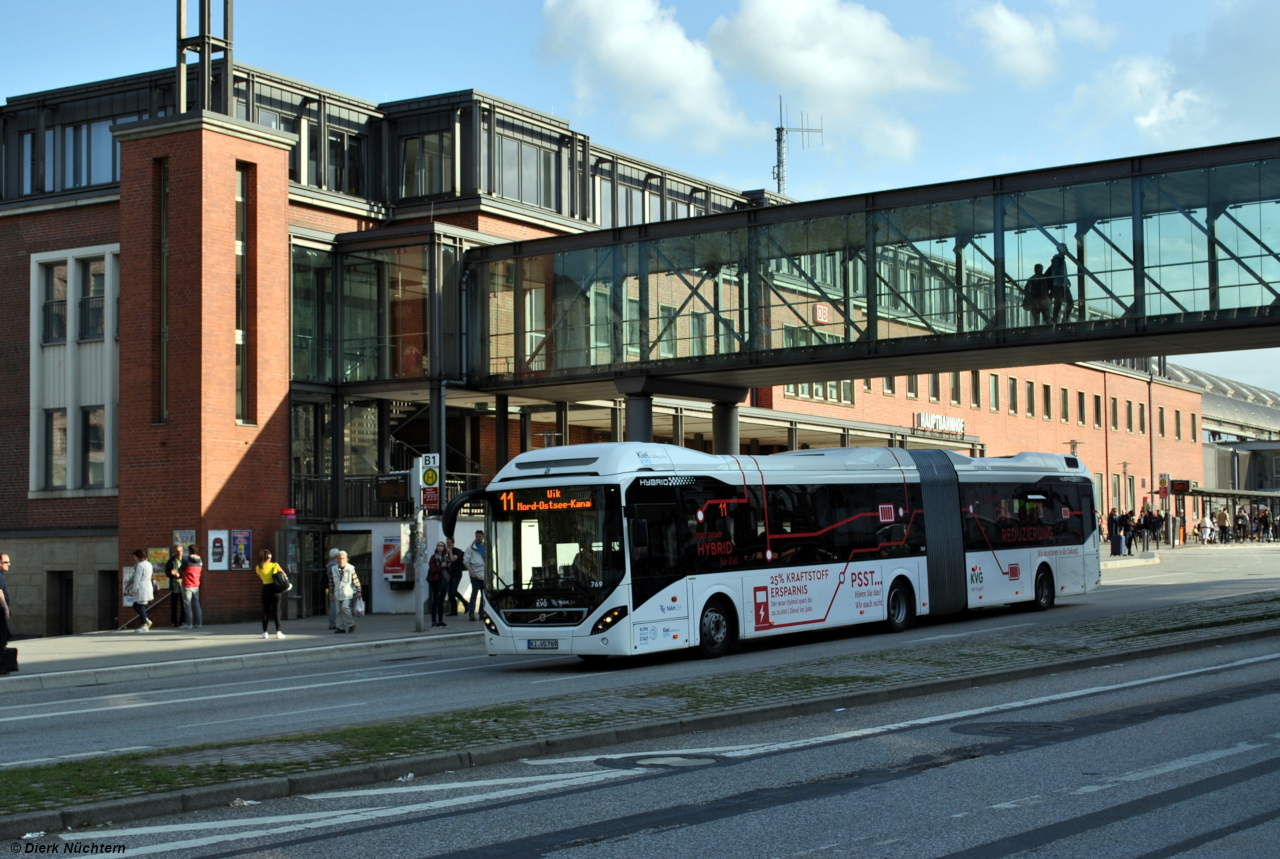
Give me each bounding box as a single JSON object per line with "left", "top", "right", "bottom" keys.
{"left": 413, "top": 454, "right": 443, "bottom": 512}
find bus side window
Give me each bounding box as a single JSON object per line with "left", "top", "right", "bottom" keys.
{"left": 630, "top": 502, "right": 681, "bottom": 607}
{"left": 830, "top": 483, "right": 878, "bottom": 559}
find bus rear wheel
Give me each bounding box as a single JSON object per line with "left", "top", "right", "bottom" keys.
{"left": 886, "top": 578, "right": 915, "bottom": 633}
{"left": 697, "top": 597, "right": 735, "bottom": 659}
{"left": 1031, "top": 565, "right": 1055, "bottom": 611}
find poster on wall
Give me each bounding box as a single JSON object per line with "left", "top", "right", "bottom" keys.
{"left": 207, "top": 529, "right": 230, "bottom": 571}
{"left": 382, "top": 535, "right": 407, "bottom": 581}
{"left": 122, "top": 564, "right": 135, "bottom": 607}
{"left": 172, "top": 529, "right": 196, "bottom": 549}
{"left": 230, "top": 530, "right": 252, "bottom": 571}
{"left": 148, "top": 548, "right": 172, "bottom": 590}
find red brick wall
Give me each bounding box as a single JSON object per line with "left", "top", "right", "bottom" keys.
{"left": 287, "top": 203, "right": 375, "bottom": 235}
{"left": 117, "top": 124, "right": 292, "bottom": 622}
{"left": 0, "top": 202, "right": 121, "bottom": 531}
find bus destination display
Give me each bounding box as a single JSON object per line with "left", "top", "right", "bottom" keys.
{"left": 498, "top": 488, "right": 596, "bottom": 513}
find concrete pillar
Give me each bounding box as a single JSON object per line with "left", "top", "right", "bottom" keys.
{"left": 671, "top": 409, "right": 684, "bottom": 448}
{"left": 624, "top": 394, "right": 653, "bottom": 443}
{"left": 494, "top": 394, "right": 509, "bottom": 469}
{"left": 610, "top": 399, "right": 623, "bottom": 442}
{"left": 787, "top": 422, "right": 799, "bottom": 452}
{"left": 712, "top": 402, "right": 739, "bottom": 455}
{"left": 554, "top": 401, "right": 569, "bottom": 447}
{"left": 519, "top": 409, "right": 532, "bottom": 452}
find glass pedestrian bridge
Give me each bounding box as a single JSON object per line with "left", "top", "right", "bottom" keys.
{"left": 468, "top": 138, "right": 1280, "bottom": 403}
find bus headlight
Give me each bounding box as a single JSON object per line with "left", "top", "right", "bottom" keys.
{"left": 591, "top": 606, "right": 628, "bottom": 635}
{"left": 481, "top": 609, "right": 499, "bottom": 634}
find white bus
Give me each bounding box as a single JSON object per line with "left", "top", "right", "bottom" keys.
{"left": 447, "top": 443, "right": 1100, "bottom": 660}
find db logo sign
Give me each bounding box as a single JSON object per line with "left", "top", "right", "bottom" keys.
{"left": 753, "top": 586, "right": 771, "bottom": 630}
{"left": 814, "top": 304, "right": 830, "bottom": 325}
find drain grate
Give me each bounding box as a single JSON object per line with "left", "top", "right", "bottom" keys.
{"left": 145, "top": 741, "right": 346, "bottom": 768}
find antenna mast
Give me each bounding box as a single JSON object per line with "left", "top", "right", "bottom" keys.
{"left": 772, "top": 96, "right": 822, "bottom": 196}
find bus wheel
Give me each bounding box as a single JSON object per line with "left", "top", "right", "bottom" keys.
{"left": 1031, "top": 565, "right": 1055, "bottom": 611}
{"left": 886, "top": 578, "right": 915, "bottom": 633}
{"left": 697, "top": 597, "right": 734, "bottom": 659}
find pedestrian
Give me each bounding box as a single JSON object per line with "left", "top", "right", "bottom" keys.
{"left": 0, "top": 553, "right": 11, "bottom": 653}
{"left": 255, "top": 548, "right": 286, "bottom": 639}
{"left": 427, "top": 541, "right": 450, "bottom": 628}
{"left": 445, "top": 537, "right": 465, "bottom": 617}
{"left": 326, "top": 547, "right": 341, "bottom": 630}
{"left": 463, "top": 530, "right": 486, "bottom": 621}
{"left": 330, "top": 550, "right": 360, "bottom": 634}
{"left": 1199, "top": 513, "right": 1213, "bottom": 543}
{"left": 129, "top": 549, "right": 154, "bottom": 632}
{"left": 1107, "top": 508, "right": 1121, "bottom": 556}
{"left": 180, "top": 544, "right": 204, "bottom": 629}
{"left": 164, "top": 545, "right": 186, "bottom": 627}
{"left": 1217, "top": 507, "right": 1230, "bottom": 543}
{"left": 1022, "top": 263, "right": 1052, "bottom": 325}
{"left": 1123, "top": 510, "right": 1135, "bottom": 555}
{"left": 1048, "top": 251, "right": 1072, "bottom": 322}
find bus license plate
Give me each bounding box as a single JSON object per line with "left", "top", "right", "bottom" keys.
{"left": 527, "top": 639, "right": 559, "bottom": 650}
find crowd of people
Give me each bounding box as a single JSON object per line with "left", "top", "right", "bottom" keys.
{"left": 1198, "top": 507, "right": 1275, "bottom": 544}
{"left": 1104, "top": 508, "right": 1166, "bottom": 556}
{"left": 426, "top": 531, "right": 486, "bottom": 628}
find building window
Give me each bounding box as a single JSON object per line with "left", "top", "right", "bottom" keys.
{"left": 1190, "top": 413, "right": 1197, "bottom": 442}
{"left": 842, "top": 380, "right": 854, "bottom": 404}
{"left": 1158, "top": 406, "right": 1166, "bottom": 437}
{"left": 970, "top": 370, "right": 981, "bottom": 408}
{"left": 1125, "top": 400, "right": 1134, "bottom": 433}
{"left": 1060, "top": 387, "right": 1069, "bottom": 423}
{"left": 884, "top": 376, "right": 896, "bottom": 395}
{"left": 689, "top": 312, "right": 707, "bottom": 357}
{"left": 863, "top": 378, "right": 872, "bottom": 392}
{"left": 1077, "top": 391, "right": 1086, "bottom": 425}
{"left": 45, "top": 409, "right": 68, "bottom": 489}
{"left": 41, "top": 263, "right": 68, "bottom": 344}
{"left": 500, "top": 137, "right": 556, "bottom": 209}
{"left": 950, "top": 372, "right": 961, "bottom": 405}
{"left": 1008, "top": 377, "right": 1018, "bottom": 415}
{"left": 1042, "top": 384, "right": 1052, "bottom": 421}
{"left": 1026, "top": 381, "right": 1035, "bottom": 417}
{"left": 1175, "top": 409, "right": 1182, "bottom": 440}
{"left": 235, "top": 166, "right": 249, "bottom": 423}
{"left": 1110, "top": 473, "right": 1121, "bottom": 511}
{"left": 401, "top": 131, "right": 453, "bottom": 198}
{"left": 82, "top": 406, "right": 105, "bottom": 487}
{"left": 928, "top": 373, "right": 940, "bottom": 402}
{"left": 1138, "top": 403, "right": 1146, "bottom": 435}
{"left": 327, "top": 131, "right": 365, "bottom": 197}
{"left": 1110, "top": 397, "right": 1118, "bottom": 430}
{"left": 1094, "top": 395, "right": 1102, "bottom": 428}
{"left": 77, "top": 258, "right": 106, "bottom": 341}
{"left": 906, "top": 375, "right": 918, "bottom": 398}
{"left": 657, "top": 305, "right": 677, "bottom": 358}
{"left": 990, "top": 373, "right": 1000, "bottom": 412}
{"left": 625, "top": 297, "right": 640, "bottom": 355}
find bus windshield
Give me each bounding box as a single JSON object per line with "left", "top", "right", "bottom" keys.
{"left": 485, "top": 485, "right": 625, "bottom": 624}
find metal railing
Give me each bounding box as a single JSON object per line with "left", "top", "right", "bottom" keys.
{"left": 292, "top": 475, "right": 334, "bottom": 520}
{"left": 79, "top": 295, "right": 105, "bottom": 340}
{"left": 42, "top": 300, "right": 67, "bottom": 344}
{"left": 291, "top": 471, "right": 493, "bottom": 521}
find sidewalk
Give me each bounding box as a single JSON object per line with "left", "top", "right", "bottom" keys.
{"left": 2, "top": 586, "right": 1279, "bottom": 837}
{"left": 0, "top": 612, "right": 483, "bottom": 692}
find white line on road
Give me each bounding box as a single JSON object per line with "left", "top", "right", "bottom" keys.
{"left": 527, "top": 743, "right": 769, "bottom": 766}
{"left": 529, "top": 672, "right": 611, "bottom": 684}
{"left": 0, "top": 658, "right": 563, "bottom": 725}
{"left": 911, "top": 623, "right": 1034, "bottom": 642}
{"left": 305, "top": 770, "right": 607, "bottom": 799}
{"left": 1071, "top": 741, "right": 1267, "bottom": 794}
{"left": 186, "top": 702, "right": 370, "bottom": 728}
{"left": 0, "top": 745, "right": 154, "bottom": 769}
{"left": 62, "top": 768, "right": 648, "bottom": 854}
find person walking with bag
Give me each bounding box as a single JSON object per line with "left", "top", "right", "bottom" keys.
{"left": 129, "top": 549, "right": 154, "bottom": 632}
{"left": 427, "top": 541, "right": 450, "bottom": 628}
{"left": 180, "top": 544, "right": 204, "bottom": 629}
{"left": 255, "top": 549, "right": 287, "bottom": 639}
{"left": 326, "top": 548, "right": 341, "bottom": 630}
{"left": 463, "top": 530, "right": 486, "bottom": 621}
{"left": 331, "top": 550, "right": 359, "bottom": 634}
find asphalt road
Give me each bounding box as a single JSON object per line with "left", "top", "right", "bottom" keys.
{"left": 4, "top": 545, "right": 1278, "bottom": 766}
{"left": 51, "top": 635, "right": 1280, "bottom": 857}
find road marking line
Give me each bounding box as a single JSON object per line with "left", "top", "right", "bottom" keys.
{"left": 712, "top": 651, "right": 1280, "bottom": 760}
{"left": 0, "top": 746, "right": 153, "bottom": 769}
{"left": 62, "top": 768, "right": 647, "bottom": 853}
{"left": 187, "top": 702, "right": 369, "bottom": 728}
{"left": 529, "top": 672, "right": 611, "bottom": 684}
{"left": 305, "top": 770, "right": 605, "bottom": 799}
{"left": 0, "top": 657, "right": 565, "bottom": 724}
{"left": 990, "top": 794, "right": 1044, "bottom": 809}
{"left": 1071, "top": 741, "right": 1267, "bottom": 794}
{"left": 912, "top": 623, "right": 1033, "bottom": 642}
{"left": 528, "top": 744, "right": 768, "bottom": 766}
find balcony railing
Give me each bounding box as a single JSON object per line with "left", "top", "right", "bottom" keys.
{"left": 292, "top": 471, "right": 493, "bottom": 521}
{"left": 79, "top": 296, "right": 105, "bottom": 341}
{"left": 292, "top": 475, "right": 334, "bottom": 520}
{"left": 42, "top": 300, "right": 67, "bottom": 344}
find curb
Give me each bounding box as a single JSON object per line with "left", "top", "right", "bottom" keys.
{"left": 1100, "top": 552, "right": 1160, "bottom": 570}
{"left": 4, "top": 620, "right": 1279, "bottom": 840}
{"left": 0, "top": 631, "right": 484, "bottom": 693}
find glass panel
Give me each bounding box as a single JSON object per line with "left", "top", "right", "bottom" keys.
{"left": 342, "top": 246, "right": 430, "bottom": 382}
{"left": 599, "top": 178, "right": 612, "bottom": 228}
{"left": 43, "top": 263, "right": 68, "bottom": 343}
{"left": 82, "top": 406, "right": 105, "bottom": 487}
{"left": 21, "top": 132, "right": 32, "bottom": 195}
{"left": 89, "top": 121, "right": 112, "bottom": 185}
{"left": 343, "top": 400, "right": 379, "bottom": 475}
{"left": 78, "top": 258, "right": 105, "bottom": 340}
{"left": 501, "top": 137, "right": 519, "bottom": 201}
{"left": 541, "top": 148, "right": 554, "bottom": 209}
{"left": 46, "top": 409, "right": 67, "bottom": 489}
{"left": 292, "top": 247, "right": 333, "bottom": 383}
{"left": 1201, "top": 161, "right": 1280, "bottom": 312}
{"left": 307, "top": 122, "right": 320, "bottom": 187}
{"left": 401, "top": 137, "right": 421, "bottom": 197}
{"left": 44, "top": 128, "right": 54, "bottom": 192}
{"left": 346, "top": 135, "right": 364, "bottom": 197}
{"left": 484, "top": 259, "right": 516, "bottom": 375}
{"left": 522, "top": 255, "right": 551, "bottom": 372}
{"left": 327, "top": 132, "right": 345, "bottom": 192}
{"left": 646, "top": 227, "right": 748, "bottom": 361}
{"left": 759, "top": 215, "right": 864, "bottom": 355}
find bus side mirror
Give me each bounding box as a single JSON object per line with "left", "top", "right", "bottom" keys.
{"left": 629, "top": 520, "right": 649, "bottom": 550}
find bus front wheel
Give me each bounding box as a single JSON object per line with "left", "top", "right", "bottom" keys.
{"left": 886, "top": 578, "right": 915, "bottom": 633}
{"left": 1031, "top": 565, "right": 1055, "bottom": 611}
{"left": 697, "top": 597, "right": 735, "bottom": 659}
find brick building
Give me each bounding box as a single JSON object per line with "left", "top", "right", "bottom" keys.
{"left": 0, "top": 22, "right": 1228, "bottom": 637}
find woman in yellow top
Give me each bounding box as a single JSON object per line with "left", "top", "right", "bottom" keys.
{"left": 255, "top": 549, "right": 286, "bottom": 639}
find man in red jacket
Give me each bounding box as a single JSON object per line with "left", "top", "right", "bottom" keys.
{"left": 180, "top": 544, "right": 204, "bottom": 629}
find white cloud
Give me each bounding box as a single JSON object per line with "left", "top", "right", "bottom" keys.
{"left": 1048, "top": 0, "right": 1117, "bottom": 49}
{"left": 1066, "top": 55, "right": 1207, "bottom": 145}
{"left": 968, "top": 2, "right": 1058, "bottom": 87}
{"left": 708, "top": 0, "right": 960, "bottom": 160}
{"left": 541, "top": 0, "right": 753, "bottom": 153}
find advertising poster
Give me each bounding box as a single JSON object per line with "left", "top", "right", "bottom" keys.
{"left": 207, "top": 529, "right": 230, "bottom": 571}
{"left": 172, "top": 529, "right": 196, "bottom": 549}
{"left": 382, "top": 535, "right": 406, "bottom": 580}
{"left": 230, "top": 530, "right": 252, "bottom": 571}
{"left": 148, "top": 548, "right": 172, "bottom": 590}
{"left": 122, "top": 564, "right": 135, "bottom": 607}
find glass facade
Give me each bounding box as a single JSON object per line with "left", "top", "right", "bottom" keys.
{"left": 292, "top": 247, "right": 334, "bottom": 383}
{"left": 473, "top": 160, "right": 1280, "bottom": 386}
{"left": 341, "top": 246, "right": 430, "bottom": 383}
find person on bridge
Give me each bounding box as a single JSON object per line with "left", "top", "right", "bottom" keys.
{"left": 1048, "top": 252, "right": 1073, "bottom": 322}
{"left": 1022, "top": 264, "right": 1053, "bottom": 325}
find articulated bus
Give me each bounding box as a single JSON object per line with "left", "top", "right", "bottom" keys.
{"left": 451, "top": 443, "right": 1100, "bottom": 660}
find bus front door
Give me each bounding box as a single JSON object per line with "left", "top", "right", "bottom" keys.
{"left": 629, "top": 502, "right": 689, "bottom": 654}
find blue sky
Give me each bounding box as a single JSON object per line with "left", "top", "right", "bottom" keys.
{"left": 3, "top": 0, "right": 1277, "bottom": 387}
